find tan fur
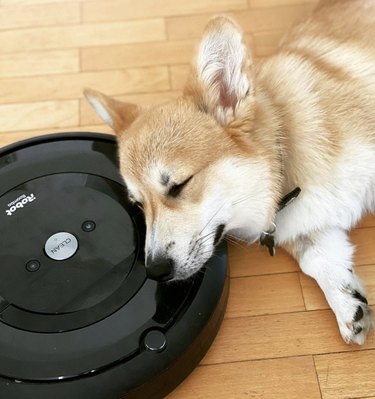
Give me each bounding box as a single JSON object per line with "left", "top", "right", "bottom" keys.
{"left": 85, "top": 1, "right": 375, "bottom": 342}
{"left": 84, "top": 0, "right": 375, "bottom": 236}
{"left": 83, "top": 88, "right": 140, "bottom": 132}
{"left": 259, "top": 0, "right": 375, "bottom": 190}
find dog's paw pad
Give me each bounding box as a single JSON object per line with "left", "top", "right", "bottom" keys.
{"left": 353, "top": 305, "right": 364, "bottom": 322}
{"left": 337, "top": 289, "right": 372, "bottom": 345}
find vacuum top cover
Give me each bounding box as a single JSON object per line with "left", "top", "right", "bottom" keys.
{"left": 0, "top": 133, "right": 228, "bottom": 399}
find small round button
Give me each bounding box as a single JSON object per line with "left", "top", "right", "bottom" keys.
{"left": 26, "top": 260, "right": 40, "bottom": 272}
{"left": 45, "top": 232, "right": 78, "bottom": 261}
{"left": 82, "top": 220, "right": 96, "bottom": 232}
{"left": 144, "top": 330, "right": 167, "bottom": 352}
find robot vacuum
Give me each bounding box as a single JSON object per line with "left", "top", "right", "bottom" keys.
{"left": 0, "top": 133, "right": 229, "bottom": 399}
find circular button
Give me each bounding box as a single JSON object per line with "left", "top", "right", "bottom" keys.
{"left": 26, "top": 260, "right": 40, "bottom": 272}
{"left": 82, "top": 220, "right": 96, "bottom": 232}
{"left": 144, "top": 330, "right": 167, "bottom": 352}
{"left": 44, "top": 232, "right": 78, "bottom": 261}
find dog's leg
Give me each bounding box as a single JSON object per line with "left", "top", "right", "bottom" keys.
{"left": 284, "top": 228, "right": 373, "bottom": 344}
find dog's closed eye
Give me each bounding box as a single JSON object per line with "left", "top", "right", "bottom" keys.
{"left": 168, "top": 176, "right": 193, "bottom": 198}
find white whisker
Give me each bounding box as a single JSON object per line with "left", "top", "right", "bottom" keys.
{"left": 232, "top": 194, "right": 254, "bottom": 206}
{"left": 198, "top": 201, "right": 228, "bottom": 236}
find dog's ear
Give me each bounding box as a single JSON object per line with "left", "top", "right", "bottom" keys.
{"left": 84, "top": 88, "right": 140, "bottom": 135}
{"left": 184, "top": 16, "right": 253, "bottom": 126}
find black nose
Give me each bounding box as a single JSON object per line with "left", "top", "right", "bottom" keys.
{"left": 146, "top": 257, "right": 175, "bottom": 282}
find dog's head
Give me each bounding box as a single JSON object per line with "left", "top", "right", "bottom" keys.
{"left": 85, "top": 17, "right": 280, "bottom": 281}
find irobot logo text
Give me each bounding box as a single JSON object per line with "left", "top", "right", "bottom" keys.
{"left": 5, "top": 193, "right": 36, "bottom": 216}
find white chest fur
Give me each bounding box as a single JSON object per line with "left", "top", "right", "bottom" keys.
{"left": 275, "top": 141, "right": 375, "bottom": 244}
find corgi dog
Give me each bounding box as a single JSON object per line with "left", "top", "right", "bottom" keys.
{"left": 85, "top": 0, "right": 375, "bottom": 345}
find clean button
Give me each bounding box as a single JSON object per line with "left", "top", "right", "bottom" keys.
{"left": 45, "top": 232, "right": 78, "bottom": 261}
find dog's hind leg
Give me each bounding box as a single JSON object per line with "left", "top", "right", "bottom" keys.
{"left": 284, "top": 228, "right": 373, "bottom": 345}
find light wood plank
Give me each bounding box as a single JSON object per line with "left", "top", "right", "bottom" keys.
{"left": 0, "top": 19, "right": 166, "bottom": 53}
{"left": 299, "top": 272, "right": 327, "bottom": 311}
{"left": 81, "top": 33, "right": 254, "bottom": 73}
{"left": 0, "top": 67, "right": 170, "bottom": 103}
{"left": 352, "top": 227, "right": 375, "bottom": 266}
{"left": 253, "top": 30, "right": 284, "bottom": 57}
{"left": 80, "top": 91, "right": 180, "bottom": 125}
{"left": 357, "top": 213, "right": 375, "bottom": 228}
{"left": 2, "top": 0, "right": 93, "bottom": 4}
{"left": 0, "top": 101, "right": 79, "bottom": 132}
{"left": 226, "top": 273, "right": 305, "bottom": 318}
{"left": 168, "top": 356, "right": 321, "bottom": 399}
{"left": 170, "top": 64, "right": 190, "bottom": 91}
{"left": 249, "top": 0, "right": 318, "bottom": 8}
{"left": 228, "top": 241, "right": 299, "bottom": 277}
{"left": 167, "top": 4, "right": 315, "bottom": 40}
{"left": 0, "top": 50, "right": 79, "bottom": 78}
{"left": 300, "top": 264, "right": 375, "bottom": 311}
{"left": 315, "top": 350, "right": 375, "bottom": 399}
{"left": 201, "top": 308, "right": 375, "bottom": 365}
{"left": 167, "top": 14, "right": 220, "bottom": 41}
{"left": 81, "top": 40, "right": 197, "bottom": 71}
{"left": 0, "top": 2, "right": 80, "bottom": 30}
{"left": 83, "top": 0, "right": 247, "bottom": 22}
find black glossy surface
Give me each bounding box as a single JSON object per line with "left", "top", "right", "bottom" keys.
{"left": 0, "top": 133, "right": 229, "bottom": 399}
{"left": 0, "top": 174, "right": 137, "bottom": 319}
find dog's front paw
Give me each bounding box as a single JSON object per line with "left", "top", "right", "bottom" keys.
{"left": 336, "top": 285, "right": 373, "bottom": 345}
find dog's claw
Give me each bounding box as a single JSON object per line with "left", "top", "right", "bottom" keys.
{"left": 353, "top": 290, "right": 368, "bottom": 304}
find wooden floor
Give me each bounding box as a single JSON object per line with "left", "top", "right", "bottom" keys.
{"left": 1, "top": 0, "right": 375, "bottom": 398}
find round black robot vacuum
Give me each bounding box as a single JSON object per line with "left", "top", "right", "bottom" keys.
{"left": 0, "top": 133, "right": 229, "bottom": 399}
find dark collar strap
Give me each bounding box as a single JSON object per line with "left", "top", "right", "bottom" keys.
{"left": 260, "top": 187, "right": 301, "bottom": 256}
{"left": 278, "top": 187, "right": 301, "bottom": 211}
